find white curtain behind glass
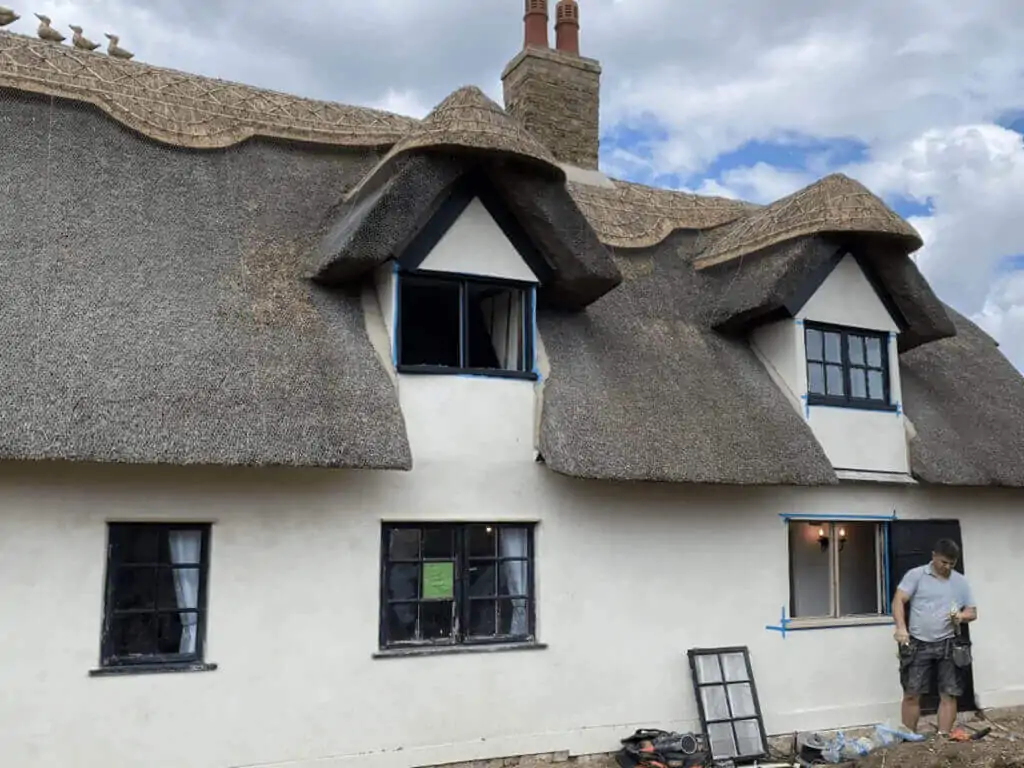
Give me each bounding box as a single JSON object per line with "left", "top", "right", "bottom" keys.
{"left": 168, "top": 530, "right": 202, "bottom": 654}
{"left": 500, "top": 528, "right": 528, "bottom": 635}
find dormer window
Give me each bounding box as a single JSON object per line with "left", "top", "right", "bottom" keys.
{"left": 397, "top": 271, "right": 536, "bottom": 380}
{"left": 804, "top": 322, "right": 893, "bottom": 410}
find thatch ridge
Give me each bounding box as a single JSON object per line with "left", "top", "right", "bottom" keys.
{"left": 0, "top": 30, "right": 416, "bottom": 149}
{"left": 694, "top": 173, "right": 923, "bottom": 269}
{"left": 567, "top": 178, "right": 759, "bottom": 248}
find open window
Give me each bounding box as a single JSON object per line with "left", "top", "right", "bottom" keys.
{"left": 788, "top": 520, "right": 887, "bottom": 620}
{"left": 397, "top": 272, "right": 535, "bottom": 379}
{"left": 804, "top": 322, "right": 895, "bottom": 410}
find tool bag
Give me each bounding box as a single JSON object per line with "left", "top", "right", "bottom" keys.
{"left": 616, "top": 729, "right": 706, "bottom": 768}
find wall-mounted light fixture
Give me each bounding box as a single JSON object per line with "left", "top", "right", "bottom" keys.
{"left": 813, "top": 523, "right": 829, "bottom": 551}
{"left": 837, "top": 526, "right": 847, "bottom": 552}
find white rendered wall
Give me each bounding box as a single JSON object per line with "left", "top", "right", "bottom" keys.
{"left": 796, "top": 255, "right": 899, "bottom": 333}
{"left": 754, "top": 256, "right": 910, "bottom": 475}
{"left": 0, "top": 429, "right": 1022, "bottom": 768}
{"left": 417, "top": 197, "right": 539, "bottom": 283}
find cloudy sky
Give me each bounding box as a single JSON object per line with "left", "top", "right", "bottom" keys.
{"left": 12, "top": 0, "right": 1024, "bottom": 369}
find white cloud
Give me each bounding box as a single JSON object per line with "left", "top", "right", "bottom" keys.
{"left": 691, "top": 163, "right": 813, "bottom": 204}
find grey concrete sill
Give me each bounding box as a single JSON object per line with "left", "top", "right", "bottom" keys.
{"left": 785, "top": 616, "right": 893, "bottom": 631}
{"left": 374, "top": 642, "right": 547, "bottom": 660}
{"left": 89, "top": 662, "right": 218, "bottom": 677}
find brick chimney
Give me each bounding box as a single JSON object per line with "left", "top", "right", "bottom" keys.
{"left": 502, "top": 0, "right": 602, "bottom": 170}
{"left": 524, "top": 0, "right": 548, "bottom": 48}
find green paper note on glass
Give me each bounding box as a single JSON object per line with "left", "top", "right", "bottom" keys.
{"left": 422, "top": 562, "right": 454, "bottom": 599}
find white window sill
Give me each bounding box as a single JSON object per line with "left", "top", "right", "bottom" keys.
{"left": 786, "top": 615, "right": 893, "bottom": 631}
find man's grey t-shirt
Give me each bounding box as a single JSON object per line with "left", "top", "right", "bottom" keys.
{"left": 898, "top": 564, "right": 975, "bottom": 642}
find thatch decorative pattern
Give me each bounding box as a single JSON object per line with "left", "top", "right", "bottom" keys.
{"left": 567, "top": 179, "right": 758, "bottom": 248}
{"left": 694, "top": 173, "right": 923, "bottom": 269}
{"left": 0, "top": 30, "right": 416, "bottom": 148}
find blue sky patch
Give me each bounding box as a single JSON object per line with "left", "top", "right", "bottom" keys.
{"left": 998, "top": 254, "right": 1024, "bottom": 272}
{"left": 887, "top": 194, "right": 934, "bottom": 219}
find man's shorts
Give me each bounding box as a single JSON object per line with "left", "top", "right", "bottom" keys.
{"left": 899, "top": 638, "right": 963, "bottom": 697}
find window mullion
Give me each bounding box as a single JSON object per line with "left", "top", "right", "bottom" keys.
{"left": 840, "top": 331, "right": 851, "bottom": 405}
{"left": 830, "top": 522, "right": 840, "bottom": 618}
{"left": 455, "top": 525, "right": 465, "bottom": 643}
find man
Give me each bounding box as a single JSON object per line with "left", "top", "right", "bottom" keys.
{"left": 892, "top": 539, "right": 977, "bottom": 738}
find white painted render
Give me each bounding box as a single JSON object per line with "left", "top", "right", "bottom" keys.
{"left": 1, "top": 435, "right": 1022, "bottom": 768}
{"left": 796, "top": 254, "right": 900, "bottom": 333}
{"left": 417, "top": 197, "right": 540, "bottom": 283}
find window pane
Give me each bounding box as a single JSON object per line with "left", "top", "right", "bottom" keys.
{"left": 466, "top": 284, "right": 526, "bottom": 372}
{"left": 468, "top": 525, "right": 497, "bottom": 558}
{"left": 721, "top": 652, "right": 748, "bottom": 682}
{"left": 110, "top": 613, "right": 157, "bottom": 658}
{"left": 808, "top": 363, "right": 825, "bottom": 395}
{"left": 707, "top": 723, "right": 737, "bottom": 759}
{"left": 868, "top": 370, "right": 885, "bottom": 401}
{"left": 469, "top": 599, "right": 497, "bottom": 637}
{"left": 399, "top": 278, "right": 461, "bottom": 367}
{"left": 164, "top": 529, "right": 202, "bottom": 564}
{"left": 499, "top": 561, "right": 529, "bottom": 596}
{"left": 497, "top": 598, "right": 530, "bottom": 636}
{"left": 866, "top": 336, "right": 883, "bottom": 368}
{"left": 701, "top": 686, "right": 730, "bottom": 720}
{"left": 734, "top": 720, "right": 765, "bottom": 757}
{"left": 499, "top": 527, "right": 529, "bottom": 558}
{"left": 848, "top": 335, "right": 865, "bottom": 365}
{"left": 805, "top": 329, "right": 823, "bottom": 361}
{"left": 388, "top": 528, "right": 419, "bottom": 560}
{"left": 113, "top": 566, "right": 156, "bottom": 611}
{"left": 158, "top": 567, "right": 200, "bottom": 609}
{"left": 157, "top": 612, "right": 188, "bottom": 654}
{"left": 419, "top": 601, "right": 454, "bottom": 641}
{"left": 850, "top": 368, "right": 867, "bottom": 399}
{"left": 838, "top": 523, "right": 879, "bottom": 616}
{"left": 826, "top": 365, "right": 845, "bottom": 396}
{"left": 468, "top": 562, "right": 496, "bottom": 598}
{"left": 112, "top": 525, "right": 159, "bottom": 564}
{"left": 422, "top": 527, "right": 454, "bottom": 559}
{"left": 789, "top": 522, "right": 831, "bottom": 617}
{"left": 386, "top": 564, "right": 419, "bottom": 600}
{"left": 727, "top": 683, "right": 756, "bottom": 717}
{"left": 386, "top": 603, "right": 417, "bottom": 643}
{"left": 824, "top": 332, "right": 842, "bottom": 363}
{"left": 694, "top": 654, "right": 723, "bottom": 684}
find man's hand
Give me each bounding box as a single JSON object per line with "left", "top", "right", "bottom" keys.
{"left": 894, "top": 628, "right": 910, "bottom": 645}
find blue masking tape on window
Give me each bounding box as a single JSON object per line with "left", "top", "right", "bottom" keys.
{"left": 800, "top": 393, "right": 810, "bottom": 419}
{"left": 530, "top": 286, "right": 542, "bottom": 380}
{"left": 882, "top": 523, "right": 892, "bottom": 614}
{"left": 765, "top": 606, "right": 790, "bottom": 638}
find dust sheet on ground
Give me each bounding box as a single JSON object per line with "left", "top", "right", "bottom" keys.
{"left": 843, "top": 715, "right": 1024, "bottom": 768}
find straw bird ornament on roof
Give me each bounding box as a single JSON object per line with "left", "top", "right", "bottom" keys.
{"left": 35, "top": 13, "right": 64, "bottom": 42}
{"left": 0, "top": 6, "right": 19, "bottom": 26}
{"left": 69, "top": 25, "right": 99, "bottom": 51}
{"left": 104, "top": 33, "right": 133, "bottom": 60}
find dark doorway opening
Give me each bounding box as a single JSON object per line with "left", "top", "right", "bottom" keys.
{"left": 888, "top": 519, "right": 976, "bottom": 716}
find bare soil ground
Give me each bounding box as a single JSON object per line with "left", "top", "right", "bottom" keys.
{"left": 841, "top": 714, "right": 1024, "bottom": 768}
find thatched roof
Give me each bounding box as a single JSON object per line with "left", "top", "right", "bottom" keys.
{"left": 313, "top": 152, "right": 621, "bottom": 310}
{"left": 0, "top": 31, "right": 415, "bottom": 148}
{"left": 901, "top": 308, "right": 1024, "bottom": 486}
{"left": 0, "top": 87, "right": 409, "bottom": 469}
{"left": 2, "top": 34, "right": 1022, "bottom": 486}
{"left": 694, "top": 174, "right": 924, "bottom": 269}
{"left": 537, "top": 233, "right": 839, "bottom": 486}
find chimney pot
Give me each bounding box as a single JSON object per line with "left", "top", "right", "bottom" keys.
{"left": 555, "top": 0, "right": 580, "bottom": 55}
{"left": 523, "top": 0, "right": 549, "bottom": 49}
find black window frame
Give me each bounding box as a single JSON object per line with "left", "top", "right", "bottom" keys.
{"left": 395, "top": 269, "right": 538, "bottom": 381}
{"left": 379, "top": 522, "right": 537, "bottom": 650}
{"left": 804, "top": 321, "right": 895, "bottom": 411}
{"left": 99, "top": 522, "right": 212, "bottom": 670}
